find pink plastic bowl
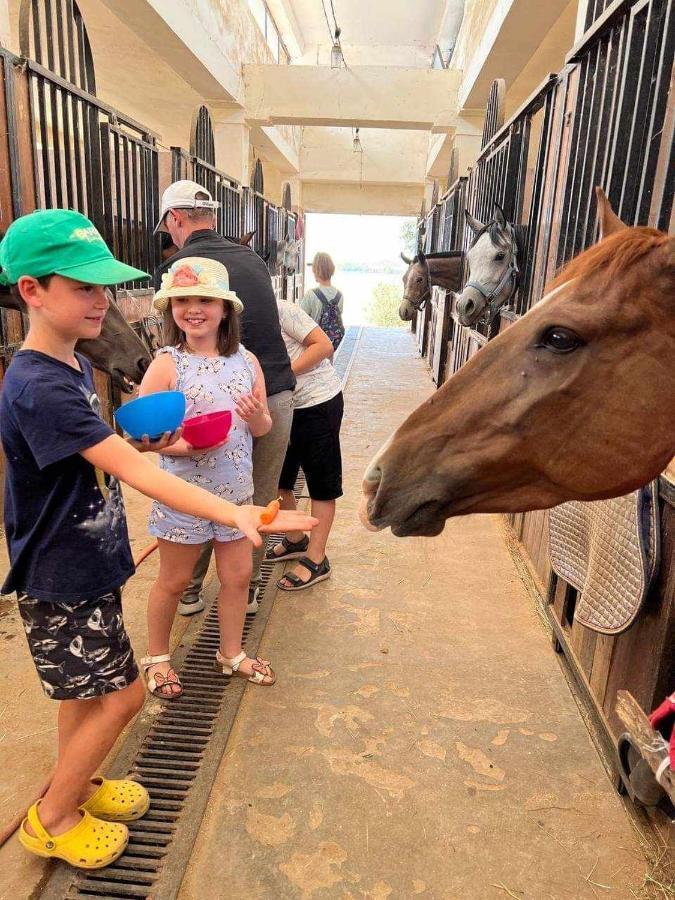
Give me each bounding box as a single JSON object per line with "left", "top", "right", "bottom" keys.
{"left": 182, "top": 410, "right": 232, "bottom": 449}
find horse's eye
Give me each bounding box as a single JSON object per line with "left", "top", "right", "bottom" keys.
{"left": 495, "top": 251, "right": 506, "bottom": 261}
{"left": 539, "top": 327, "right": 584, "bottom": 353}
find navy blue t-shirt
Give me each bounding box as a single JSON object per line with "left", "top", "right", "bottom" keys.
{"left": 0, "top": 350, "right": 135, "bottom": 602}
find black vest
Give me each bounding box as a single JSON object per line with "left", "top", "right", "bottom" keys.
{"left": 154, "top": 230, "right": 295, "bottom": 396}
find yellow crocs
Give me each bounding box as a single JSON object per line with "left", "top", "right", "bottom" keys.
{"left": 81, "top": 777, "right": 150, "bottom": 822}
{"left": 19, "top": 801, "right": 128, "bottom": 869}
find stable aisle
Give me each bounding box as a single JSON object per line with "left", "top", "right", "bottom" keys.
{"left": 180, "top": 327, "right": 648, "bottom": 900}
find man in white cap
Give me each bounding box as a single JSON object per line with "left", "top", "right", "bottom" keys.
{"left": 153, "top": 181, "right": 296, "bottom": 614}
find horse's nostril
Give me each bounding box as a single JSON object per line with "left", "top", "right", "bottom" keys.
{"left": 137, "top": 355, "right": 151, "bottom": 375}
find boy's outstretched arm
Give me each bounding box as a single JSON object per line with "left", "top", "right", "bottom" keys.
{"left": 81, "top": 435, "right": 317, "bottom": 546}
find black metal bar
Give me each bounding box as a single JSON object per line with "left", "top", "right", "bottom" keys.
{"left": 621, "top": 0, "right": 667, "bottom": 221}
{"left": 98, "top": 120, "right": 113, "bottom": 248}
{"left": 569, "top": 0, "right": 643, "bottom": 61}
{"left": 71, "top": 94, "right": 85, "bottom": 210}
{"left": 43, "top": 0, "right": 55, "bottom": 71}
{"left": 121, "top": 133, "right": 133, "bottom": 264}
{"left": 65, "top": 0, "right": 76, "bottom": 84}
{"left": 112, "top": 126, "right": 123, "bottom": 256}
{"left": 3, "top": 56, "right": 27, "bottom": 217}
{"left": 475, "top": 74, "right": 557, "bottom": 163}
{"left": 24, "top": 57, "right": 159, "bottom": 138}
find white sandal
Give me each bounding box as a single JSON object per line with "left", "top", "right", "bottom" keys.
{"left": 215, "top": 650, "right": 276, "bottom": 686}
{"left": 141, "top": 653, "right": 183, "bottom": 699}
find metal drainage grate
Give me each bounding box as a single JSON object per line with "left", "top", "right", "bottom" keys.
{"left": 42, "top": 479, "right": 306, "bottom": 900}
{"left": 41, "top": 329, "right": 361, "bottom": 899}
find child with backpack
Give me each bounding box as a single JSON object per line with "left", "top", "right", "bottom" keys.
{"left": 301, "top": 252, "right": 345, "bottom": 351}
{"left": 0, "top": 210, "right": 316, "bottom": 869}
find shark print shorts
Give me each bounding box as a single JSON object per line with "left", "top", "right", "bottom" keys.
{"left": 17, "top": 589, "right": 139, "bottom": 700}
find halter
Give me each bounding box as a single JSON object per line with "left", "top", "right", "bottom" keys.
{"left": 465, "top": 223, "right": 520, "bottom": 325}
{"left": 403, "top": 254, "right": 433, "bottom": 312}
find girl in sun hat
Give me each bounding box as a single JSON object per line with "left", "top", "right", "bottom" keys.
{"left": 139, "top": 256, "right": 277, "bottom": 698}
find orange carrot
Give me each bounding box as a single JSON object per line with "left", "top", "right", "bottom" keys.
{"left": 260, "top": 497, "right": 281, "bottom": 525}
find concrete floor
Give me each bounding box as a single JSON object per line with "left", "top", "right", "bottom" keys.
{"left": 176, "top": 328, "right": 649, "bottom": 900}
{"left": 0, "top": 327, "right": 654, "bottom": 899}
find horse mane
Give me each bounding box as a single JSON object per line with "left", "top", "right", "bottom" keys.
{"left": 549, "top": 227, "right": 669, "bottom": 291}
{"left": 470, "top": 221, "right": 527, "bottom": 258}
{"left": 414, "top": 251, "right": 463, "bottom": 262}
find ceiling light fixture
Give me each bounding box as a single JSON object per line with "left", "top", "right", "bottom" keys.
{"left": 331, "top": 27, "right": 343, "bottom": 68}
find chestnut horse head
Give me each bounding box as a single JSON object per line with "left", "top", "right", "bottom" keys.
{"left": 399, "top": 250, "right": 464, "bottom": 321}
{"left": 361, "top": 190, "right": 675, "bottom": 537}
{"left": 455, "top": 204, "right": 526, "bottom": 328}
{"left": 0, "top": 288, "right": 151, "bottom": 392}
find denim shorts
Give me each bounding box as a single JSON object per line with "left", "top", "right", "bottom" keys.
{"left": 17, "top": 589, "right": 139, "bottom": 700}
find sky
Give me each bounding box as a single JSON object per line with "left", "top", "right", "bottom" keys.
{"left": 304, "top": 213, "right": 414, "bottom": 269}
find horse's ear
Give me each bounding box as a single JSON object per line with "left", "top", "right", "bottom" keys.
{"left": 493, "top": 204, "right": 507, "bottom": 230}
{"left": 465, "top": 211, "right": 484, "bottom": 234}
{"left": 401, "top": 252, "right": 412, "bottom": 264}
{"left": 595, "top": 187, "right": 626, "bottom": 239}
{"left": 240, "top": 230, "right": 255, "bottom": 246}
{"left": 417, "top": 249, "right": 426, "bottom": 265}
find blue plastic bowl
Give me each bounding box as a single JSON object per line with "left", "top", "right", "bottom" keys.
{"left": 114, "top": 391, "right": 186, "bottom": 441}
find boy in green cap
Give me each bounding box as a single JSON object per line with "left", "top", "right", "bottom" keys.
{"left": 0, "top": 209, "right": 316, "bottom": 869}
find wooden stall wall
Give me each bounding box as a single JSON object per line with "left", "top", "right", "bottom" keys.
{"left": 419, "top": 0, "right": 675, "bottom": 771}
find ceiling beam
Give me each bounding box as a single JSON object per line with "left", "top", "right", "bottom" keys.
{"left": 244, "top": 64, "right": 461, "bottom": 132}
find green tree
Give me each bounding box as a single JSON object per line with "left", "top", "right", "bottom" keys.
{"left": 364, "top": 282, "right": 404, "bottom": 328}
{"left": 400, "top": 219, "right": 417, "bottom": 258}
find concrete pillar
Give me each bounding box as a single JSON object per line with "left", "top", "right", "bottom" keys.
{"left": 453, "top": 114, "right": 484, "bottom": 177}
{"left": 211, "top": 104, "right": 251, "bottom": 187}
{"left": 288, "top": 177, "right": 302, "bottom": 212}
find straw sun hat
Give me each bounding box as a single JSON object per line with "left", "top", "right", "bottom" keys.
{"left": 153, "top": 257, "right": 243, "bottom": 313}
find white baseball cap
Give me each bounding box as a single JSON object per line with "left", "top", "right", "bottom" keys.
{"left": 154, "top": 180, "right": 220, "bottom": 234}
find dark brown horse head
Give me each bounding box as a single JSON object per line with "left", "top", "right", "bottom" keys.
{"left": 0, "top": 289, "right": 151, "bottom": 392}
{"left": 399, "top": 250, "right": 464, "bottom": 321}
{"left": 224, "top": 231, "right": 255, "bottom": 246}
{"left": 362, "top": 191, "right": 675, "bottom": 536}
{"left": 455, "top": 204, "right": 525, "bottom": 328}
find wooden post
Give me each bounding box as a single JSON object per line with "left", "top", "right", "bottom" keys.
{"left": 615, "top": 690, "right": 674, "bottom": 804}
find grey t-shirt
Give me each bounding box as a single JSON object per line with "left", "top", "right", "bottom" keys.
{"left": 300, "top": 286, "right": 344, "bottom": 326}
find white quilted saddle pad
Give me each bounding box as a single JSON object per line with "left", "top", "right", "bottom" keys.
{"left": 548, "top": 484, "right": 660, "bottom": 635}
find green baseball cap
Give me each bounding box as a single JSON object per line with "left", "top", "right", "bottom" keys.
{"left": 0, "top": 209, "right": 149, "bottom": 286}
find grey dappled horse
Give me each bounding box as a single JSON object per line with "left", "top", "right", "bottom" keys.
{"left": 455, "top": 205, "right": 526, "bottom": 328}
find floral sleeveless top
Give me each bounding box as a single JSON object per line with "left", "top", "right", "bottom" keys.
{"left": 155, "top": 345, "right": 255, "bottom": 505}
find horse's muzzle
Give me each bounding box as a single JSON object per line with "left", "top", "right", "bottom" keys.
{"left": 456, "top": 288, "right": 486, "bottom": 327}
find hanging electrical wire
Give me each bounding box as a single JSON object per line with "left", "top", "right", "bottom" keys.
{"left": 320, "top": 0, "right": 334, "bottom": 43}
{"left": 328, "top": 0, "right": 339, "bottom": 34}
{"left": 321, "top": 0, "right": 349, "bottom": 69}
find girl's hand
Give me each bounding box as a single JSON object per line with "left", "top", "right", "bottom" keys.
{"left": 232, "top": 505, "right": 318, "bottom": 546}
{"left": 128, "top": 428, "right": 183, "bottom": 453}
{"left": 235, "top": 393, "right": 266, "bottom": 424}
{"left": 235, "top": 394, "right": 272, "bottom": 436}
